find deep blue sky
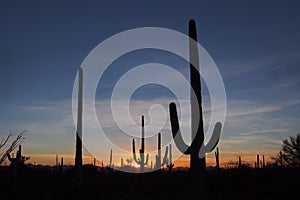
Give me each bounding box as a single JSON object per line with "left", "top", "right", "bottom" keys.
{"left": 1, "top": 0, "right": 300, "bottom": 165}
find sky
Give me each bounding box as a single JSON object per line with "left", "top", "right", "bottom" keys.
{"left": 1, "top": 0, "right": 300, "bottom": 168}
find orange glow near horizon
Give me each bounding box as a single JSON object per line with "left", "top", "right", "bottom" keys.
{"left": 4, "top": 151, "right": 276, "bottom": 169}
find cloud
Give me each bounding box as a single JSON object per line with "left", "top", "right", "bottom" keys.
{"left": 226, "top": 100, "right": 300, "bottom": 117}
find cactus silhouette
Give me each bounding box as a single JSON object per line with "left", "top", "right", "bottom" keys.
{"left": 7, "top": 145, "right": 29, "bottom": 166}
{"left": 109, "top": 149, "right": 113, "bottom": 168}
{"left": 59, "top": 157, "right": 64, "bottom": 172}
{"left": 155, "top": 133, "right": 168, "bottom": 171}
{"left": 279, "top": 151, "right": 283, "bottom": 166}
{"left": 75, "top": 67, "right": 83, "bottom": 169}
{"left": 238, "top": 156, "right": 242, "bottom": 168}
{"left": 215, "top": 147, "right": 220, "bottom": 170}
{"left": 256, "top": 154, "right": 260, "bottom": 169}
{"left": 169, "top": 19, "right": 222, "bottom": 193}
{"left": 56, "top": 155, "right": 59, "bottom": 169}
{"left": 75, "top": 67, "right": 83, "bottom": 189}
{"left": 132, "top": 115, "right": 149, "bottom": 173}
{"left": 7, "top": 145, "right": 29, "bottom": 190}
{"left": 121, "top": 158, "right": 123, "bottom": 167}
{"left": 166, "top": 144, "right": 174, "bottom": 173}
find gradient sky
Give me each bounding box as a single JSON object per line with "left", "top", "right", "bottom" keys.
{"left": 1, "top": 0, "right": 300, "bottom": 167}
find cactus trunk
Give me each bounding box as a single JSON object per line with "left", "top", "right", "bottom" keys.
{"left": 167, "top": 144, "right": 174, "bottom": 173}
{"left": 109, "top": 149, "right": 113, "bottom": 167}
{"left": 169, "top": 19, "right": 222, "bottom": 194}
{"left": 188, "top": 19, "right": 205, "bottom": 176}
{"left": 75, "top": 67, "right": 83, "bottom": 189}
{"left": 238, "top": 156, "right": 242, "bottom": 168}
{"left": 132, "top": 115, "right": 149, "bottom": 173}
{"left": 75, "top": 67, "right": 83, "bottom": 171}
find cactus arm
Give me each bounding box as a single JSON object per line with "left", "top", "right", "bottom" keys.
{"left": 169, "top": 102, "right": 191, "bottom": 154}
{"left": 161, "top": 146, "right": 169, "bottom": 166}
{"left": 144, "top": 153, "right": 149, "bottom": 165}
{"left": 6, "top": 153, "right": 13, "bottom": 162}
{"left": 132, "top": 139, "right": 140, "bottom": 164}
{"left": 199, "top": 122, "right": 222, "bottom": 158}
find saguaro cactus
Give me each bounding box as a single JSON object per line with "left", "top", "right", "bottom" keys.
{"left": 155, "top": 133, "right": 168, "bottom": 171}
{"left": 238, "top": 156, "right": 242, "bottom": 168}
{"left": 60, "top": 157, "right": 64, "bottom": 172}
{"left": 256, "top": 154, "right": 260, "bottom": 169}
{"left": 56, "top": 155, "right": 59, "bottom": 169}
{"left": 215, "top": 147, "right": 220, "bottom": 170}
{"left": 121, "top": 158, "right": 124, "bottom": 168}
{"left": 169, "top": 19, "right": 222, "bottom": 189}
{"left": 75, "top": 67, "right": 83, "bottom": 186}
{"left": 132, "top": 115, "right": 149, "bottom": 173}
{"left": 167, "top": 144, "right": 174, "bottom": 173}
{"left": 7, "top": 145, "right": 29, "bottom": 166}
{"left": 109, "top": 149, "right": 113, "bottom": 168}
{"left": 7, "top": 145, "right": 29, "bottom": 189}
{"left": 74, "top": 67, "right": 83, "bottom": 189}
{"left": 279, "top": 151, "right": 283, "bottom": 166}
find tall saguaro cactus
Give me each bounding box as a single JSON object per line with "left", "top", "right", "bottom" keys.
{"left": 132, "top": 115, "right": 149, "bottom": 173}
{"left": 169, "top": 19, "right": 222, "bottom": 190}
{"left": 155, "top": 133, "right": 168, "bottom": 171}
{"left": 75, "top": 67, "right": 83, "bottom": 189}
{"left": 75, "top": 67, "right": 83, "bottom": 169}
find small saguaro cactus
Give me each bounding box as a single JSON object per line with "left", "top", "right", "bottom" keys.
{"left": 238, "top": 156, "right": 242, "bottom": 168}
{"left": 154, "top": 133, "right": 168, "bottom": 171}
{"left": 169, "top": 19, "right": 222, "bottom": 193}
{"left": 262, "top": 155, "right": 265, "bottom": 168}
{"left": 167, "top": 144, "right": 174, "bottom": 173}
{"left": 256, "top": 154, "right": 260, "bottom": 169}
{"left": 60, "top": 157, "right": 64, "bottom": 172}
{"left": 132, "top": 115, "right": 149, "bottom": 173}
{"left": 215, "top": 147, "right": 220, "bottom": 170}
{"left": 106, "top": 149, "right": 113, "bottom": 173}
{"left": 6, "top": 145, "right": 29, "bottom": 190}
{"left": 121, "top": 158, "right": 124, "bottom": 168}
{"left": 109, "top": 149, "right": 113, "bottom": 168}
{"left": 56, "top": 155, "right": 59, "bottom": 170}
{"left": 7, "top": 145, "right": 29, "bottom": 167}
{"left": 279, "top": 151, "right": 283, "bottom": 166}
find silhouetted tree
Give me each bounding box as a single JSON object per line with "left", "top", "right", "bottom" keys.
{"left": 272, "top": 134, "right": 300, "bottom": 167}
{"left": 281, "top": 134, "right": 300, "bottom": 167}
{"left": 0, "top": 130, "right": 26, "bottom": 164}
